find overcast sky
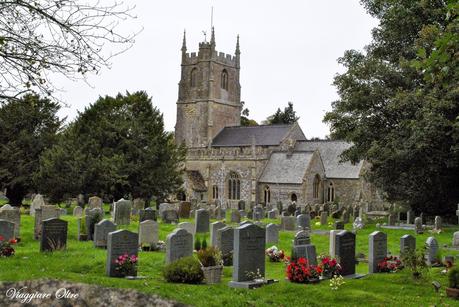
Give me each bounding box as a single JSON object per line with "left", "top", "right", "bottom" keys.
{"left": 55, "top": 0, "right": 378, "bottom": 138}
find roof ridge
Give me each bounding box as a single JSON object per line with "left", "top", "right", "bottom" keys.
{"left": 221, "top": 124, "right": 294, "bottom": 130}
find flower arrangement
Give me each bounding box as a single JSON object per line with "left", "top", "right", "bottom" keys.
{"left": 265, "top": 246, "right": 285, "bottom": 262}
{"left": 286, "top": 257, "right": 322, "bottom": 283}
{"left": 114, "top": 253, "right": 138, "bottom": 277}
{"left": 0, "top": 236, "right": 17, "bottom": 257}
{"left": 318, "top": 256, "right": 341, "bottom": 278}
{"left": 329, "top": 275, "right": 345, "bottom": 290}
{"left": 377, "top": 256, "right": 403, "bottom": 273}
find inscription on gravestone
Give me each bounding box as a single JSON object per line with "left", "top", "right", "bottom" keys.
{"left": 40, "top": 218, "right": 68, "bottom": 252}
{"left": 106, "top": 229, "right": 138, "bottom": 277}
{"left": 166, "top": 228, "right": 193, "bottom": 264}
{"left": 335, "top": 230, "right": 356, "bottom": 276}
{"left": 369, "top": 231, "right": 387, "bottom": 273}
{"left": 94, "top": 219, "right": 117, "bottom": 248}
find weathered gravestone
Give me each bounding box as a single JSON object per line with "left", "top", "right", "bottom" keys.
{"left": 94, "top": 219, "right": 117, "bottom": 248}
{"left": 132, "top": 198, "right": 145, "bottom": 214}
{"left": 238, "top": 200, "right": 246, "bottom": 211}
{"left": 85, "top": 208, "right": 104, "bottom": 240}
{"left": 239, "top": 210, "right": 247, "bottom": 218}
{"left": 229, "top": 224, "right": 266, "bottom": 288}
{"left": 139, "top": 220, "right": 159, "bottom": 247}
{"left": 329, "top": 230, "right": 340, "bottom": 257}
{"left": 113, "top": 198, "right": 131, "bottom": 225}
{"left": 30, "top": 194, "right": 45, "bottom": 216}
{"left": 210, "top": 221, "right": 226, "bottom": 246}
{"left": 414, "top": 217, "right": 423, "bottom": 234}
{"left": 216, "top": 226, "right": 234, "bottom": 265}
{"left": 0, "top": 204, "right": 13, "bottom": 210}
{"left": 216, "top": 207, "right": 226, "bottom": 220}
{"left": 369, "top": 231, "right": 387, "bottom": 273}
{"left": 40, "top": 218, "right": 68, "bottom": 252}
{"left": 230, "top": 210, "right": 241, "bottom": 223}
{"left": 342, "top": 210, "right": 350, "bottom": 224}
{"left": 165, "top": 228, "right": 193, "bottom": 264}
{"left": 266, "top": 223, "right": 279, "bottom": 244}
{"left": 291, "top": 230, "right": 317, "bottom": 266}
{"left": 0, "top": 219, "right": 15, "bottom": 241}
{"left": 268, "top": 209, "right": 278, "bottom": 219}
{"left": 400, "top": 234, "right": 416, "bottom": 255}
{"left": 34, "top": 206, "right": 61, "bottom": 240}
{"left": 161, "top": 210, "right": 179, "bottom": 224}
{"left": 253, "top": 206, "right": 264, "bottom": 221}
{"left": 139, "top": 208, "right": 157, "bottom": 222}
{"left": 320, "top": 212, "right": 328, "bottom": 226}
{"left": 195, "top": 209, "right": 210, "bottom": 233}
{"left": 0, "top": 207, "right": 20, "bottom": 238}
{"left": 240, "top": 220, "right": 253, "bottom": 227}
{"left": 434, "top": 216, "right": 442, "bottom": 231}
{"left": 453, "top": 231, "right": 459, "bottom": 248}
{"left": 73, "top": 206, "right": 83, "bottom": 217}
{"left": 88, "top": 196, "right": 103, "bottom": 210}
{"left": 334, "top": 221, "right": 345, "bottom": 230}
{"left": 406, "top": 210, "right": 414, "bottom": 224}
{"left": 388, "top": 214, "right": 396, "bottom": 226}
{"left": 178, "top": 202, "right": 192, "bottom": 219}
{"left": 178, "top": 222, "right": 195, "bottom": 238}
{"left": 297, "top": 214, "right": 310, "bottom": 230}
{"left": 106, "top": 230, "right": 138, "bottom": 277}
{"left": 425, "top": 237, "right": 439, "bottom": 265}
{"left": 280, "top": 216, "right": 297, "bottom": 231}
{"left": 159, "top": 203, "right": 170, "bottom": 216}
{"left": 287, "top": 204, "right": 296, "bottom": 216}
{"left": 335, "top": 230, "right": 356, "bottom": 276}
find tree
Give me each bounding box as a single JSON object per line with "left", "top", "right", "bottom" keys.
{"left": 37, "top": 91, "right": 186, "bottom": 203}
{"left": 0, "top": 1, "right": 137, "bottom": 100}
{"left": 0, "top": 94, "right": 63, "bottom": 205}
{"left": 265, "top": 102, "right": 299, "bottom": 125}
{"left": 240, "top": 101, "right": 258, "bottom": 126}
{"left": 323, "top": 1, "right": 458, "bottom": 214}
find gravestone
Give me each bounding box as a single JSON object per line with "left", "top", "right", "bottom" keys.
{"left": 320, "top": 212, "right": 328, "bottom": 225}
{"left": 230, "top": 210, "right": 241, "bottom": 223}
{"left": 342, "top": 210, "right": 350, "bottom": 224}
{"left": 132, "top": 198, "right": 145, "bottom": 214}
{"left": 266, "top": 223, "right": 279, "bottom": 244}
{"left": 216, "top": 226, "right": 234, "bottom": 263}
{"left": 139, "top": 208, "right": 157, "bottom": 222}
{"left": 88, "top": 196, "right": 103, "bottom": 210}
{"left": 161, "top": 209, "right": 179, "bottom": 224}
{"left": 178, "top": 222, "right": 195, "bottom": 238}
{"left": 216, "top": 207, "right": 226, "bottom": 220}
{"left": 73, "top": 206, "right": 83, "bottom": 217}
{"left": 238, "top": 200, "right": 246, "bottom": 211}
{"left": 352, "top": 205, "right": 359, "bottom": 218}
{"left": 210, "top": 221, "right": 226, "bottom": 246}
{"left": 388, "top": 214, "right": 396, "bottom": 226}
{"left": 0, "top": 207, "right": 20, "bottom": 238}
{"left": 139, "top": 220, "right": 159, "bottom": 247}
{"left": 178, "top": 202, "right": 192, "bottom": 218}
{"left": 106, "top": 230, "right": 138, "bottom": 277}
{"left": 268, "top": 209, "right": 278, "bottom": 219}
{"left": 406, "top": 210, "right": 414, "bottom": 224}
{"left": 240, "top": 220, "right": 253, "bottom": 227}
{"left": 113, "top": 198, "right": 131, "bottom": 225}
{"left": 434, "top": 216, "right": 442, "bottom": 231}
{"left": 30, "top": 194, "right": 45, "bottom": 216}
{"left": 195, "top": 209, "right": 210, "bottom": 233}
{"left": 280, "top": 216, "right": 297, "bottom": 231}
{"left": 40, "top": 218, "right": 68, "bottom": 252}
{"left": 0, "top": 204, "right": 13, "bottom": 210}
{"left": 425, "top": 237, "right": 439, "bottom": 265}
{"left": 287, "top": 204, "right": 296, "bottom": 216}
{"left": 165, "top": 228, "right": 193, "bottom": 264}
{"left": 400, "top": 234, "right": 416, "bottom": 255}
{"left": 453, "top": 231, "right": 459, "bottom": 248}
{"left": 94, "top": 219, "right": 117, "bottom": 248}
{"left": 335, "top": 230, "right": 356, "bottom": 276}
{"left": 34, "top": 206, "right": 61, "bottom": 240}
{"left": 159, "top": 203, "right": 170, "bottom": 216}
{"left": 77, "top": 194, "right": 85, "bottom": 207}
{"left": 414, "top": 217, "right": 423, "bottom": 234}
{"left": 329, "top": 230, "right": 340, "bottom": 257}
{"left": 253, "top": 206, "right": 264, "bottom": 221}
{"left": 291, "top": 230, "right": 317, "bottom": 266}
{"left": 0, "top": 219, "right": 15, "bottom": 241}
{"left": 368, "top": 231, "right": 387, "bottom": 273}
{"left": 239, "top": 210, "right": 247, "bottom": 218}
{"left": 85, "top": 208, "right": 104, "bottom": 240}
{"left": 334, "top": 221, "right": 345, "bottom": 230}
{"left": 229, "top": 224, "right": 266, "bottom": 288}
{"left": 297, "top": 214, "right": 310, "bottom": 230}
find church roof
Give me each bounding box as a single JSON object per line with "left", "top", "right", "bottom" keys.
{"left": 211, "top": 124, "right": 303, "bottom": 147}
{"left": 259, "top": 151, "right": 314, "bottom": 184}
{"left": 294, "top": 140, "right": 363, "bottom": 179}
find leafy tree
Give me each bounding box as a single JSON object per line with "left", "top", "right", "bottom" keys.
{"left": 323, "top": 1, "right": 458, "bottom": 214}
{"left": 240, "top": 101, "right": 258, "bottom": 126}
{"left": 0, "top": 94, "right": 63, "bottom": 205}
{"left": 265, "top": 102, "right": 299, "bottom": 125}
{"left": 0, "top": 1, "right": 137, "bottom": 100}
{"left": 38, "top": 91, "right": 186, "bottom": 203}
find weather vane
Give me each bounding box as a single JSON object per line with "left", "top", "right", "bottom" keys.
{"left": 202, "top": 31, "right": 207, "bottom": 42}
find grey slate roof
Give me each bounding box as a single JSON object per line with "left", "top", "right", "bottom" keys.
{"left": 294, "top": 141, "right": 363, "bottom": 179}
{"left": 211, "top": 124, "right": 303, "bottom": 147}
{"left": 259, "top": 151, "right": 314, "bottom": 184}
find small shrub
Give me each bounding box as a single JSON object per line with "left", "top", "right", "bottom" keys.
{"left": 197, "top": 246, "right": 222, "bottom": 267}
{"left": 448, "top": 267, "right": 459, "bottom": 289}
{"left": 401, "top": 248, "right": 428, "bottom": 279}
{"left": 194, "top": 236, "right": 201, "bottom": 251}
{"left": 201, "top": 237, "right": 208, "bottom": 250}
{"left": 0, "top": 236, "right": 17, "bottom": 257}
{"left": 163, "top": 256, "right": 204, "bottom": 284}
{"left": 130, "top": 214, "right": 139, "bottom": 223}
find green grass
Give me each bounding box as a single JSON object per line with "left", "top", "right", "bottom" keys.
{"left": 1, "top": 208, "right": 458, "bottom": 307}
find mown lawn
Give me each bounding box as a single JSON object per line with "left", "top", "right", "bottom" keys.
{"left": 1, "top": 204, "right": 458, "bottom": 307}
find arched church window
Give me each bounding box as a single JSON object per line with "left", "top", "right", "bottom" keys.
{"left": 264, "top": 186, "right": 271, "bottom": 204}
{"left": 221, "top": 69, "right": 228, "bottom": 90}
{"left": 228, "top": 172, "right": 240, "bottom": 200}
{"left": 313, "top": 175, "right": 320, "bottom": 199}
{"left": 212, "top": 185, "right": 219, "bottom": 200}
{"left": 327, "top": 182, "right": 335, "bottom": 202}
{"left": 291, "top": 193, "right": 297, "bottom": 202}
{"left": 190, "top": 68, "right": 197, "bottom": 87}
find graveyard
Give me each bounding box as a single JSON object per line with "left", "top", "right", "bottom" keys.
{"left": 1, "top": 199, "right": 459, "bottom": 306}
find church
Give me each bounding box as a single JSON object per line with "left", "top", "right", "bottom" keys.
{"left": 175, "top": 28, "right": 383, "bottom": 209}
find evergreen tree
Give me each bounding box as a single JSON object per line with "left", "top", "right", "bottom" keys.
{"left": 265, "top": 102, "right": 299, "bottom": 125}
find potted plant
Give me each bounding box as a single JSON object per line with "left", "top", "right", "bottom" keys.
{"left": 446, "top": 267, "right": 459, "bottom": 299}
{"left": 114, "top": 253, "right": 138, "bottom": 278}
{"left": 197, "top": 246, "right": 223, "bottom": 284}
{"left": 265, "top": 246, "right": 285, "bottom": 262}
{"left": 318, "top": 255, "right": 341, "bottom": 279}
{"left": 285, "top": 257, "right": 321, "bottom": 284}
{"left": 377, "top": 256, "right": 403, "bottom": 273}
{"left": 0, "top": 236, "right": 17, "bottom": 257}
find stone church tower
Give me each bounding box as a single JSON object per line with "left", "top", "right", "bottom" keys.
{"left": 175, "top": 28, "right": 241, "bottom": 148}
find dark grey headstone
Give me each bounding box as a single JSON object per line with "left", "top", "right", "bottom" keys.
{"left": 165, "top": 228, "right": 193, "bottom": 264}
{"left": 161, "top": 210, "right": 179, "bottom": 224}
{"left": 368, "top": 231, "right": 387, "bottom": 273}
{"left": 253, "top": 206, "right": 264, "bottom": 221}
{"left": 34, "top": 206, "right": 61, "bottom": 240}
{"left": 195, "top": 209, "right": 210, "bottom": 233}
{"left": 216, "top": 226, "right": 234, "bottom": 258}
{"left": 0, "top": 219, "right": 15, "bottom": 241}
{"left": 139, "top": 208, "right": 157, "bottom": 222}
{"left": 216, "top": 207, "right": 226, "bottom": 220}
{"left": 335, "top": 230, "right": 356, "bottom": 276}
{"left": 106, "top": 229, "right": 138, "bottom": 277}
{"left": 94, "top": 219, "right": 117, "bottom": 248}
{"left": 0, "top": 208, "right": 20, "bottom": 238}
{"left": 400, "top": 234, "right": 416, "bottom": 255}
{"left": 291, "top": 230, "right": 316, "bottom": 265}
{"left": 40, "top": 218, "right": 68, "bottom": 252}
{"left": 85, "top": 208, "right": 104, "bottom": 240}
{"left": 266, "top": 223, "right": 279, "bottom": 244}
{"left": 230, "top": 210, "right": 241, "bottom": 223}
{"left": 334, "top": 221, "right": 345, "bottom": 230}
{"left": 268, "top": 209, "right": 278, "bottom": 219}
